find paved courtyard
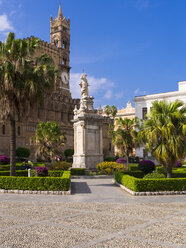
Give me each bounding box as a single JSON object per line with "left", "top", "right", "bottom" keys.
{"left": 0, "top": 178, "right": 186, "bottom": 248}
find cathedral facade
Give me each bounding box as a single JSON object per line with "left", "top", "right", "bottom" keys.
{"left": 0, "top": 4, "right": 113, "bottom": 159}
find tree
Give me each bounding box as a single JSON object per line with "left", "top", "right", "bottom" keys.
{"left": 109, "top": 117, "right": 139, "bottom": 169}
{"left": 104, "top": 105, "right": 117, "bottom": 118}
{"left": 32, "top": 121, "right": 66, "bottom": 162}
{"left": 0, "top": 32, "right": 59, "bottom": 176}
{"left": 139, "top": 100, "right": 186, "bottom": 178}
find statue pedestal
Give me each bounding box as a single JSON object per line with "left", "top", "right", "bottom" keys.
{"left": 72, "top": 73, "right": 104, "bottom": 170}
{"left": 72, "top": 115, "right": 104, "bottom": 170}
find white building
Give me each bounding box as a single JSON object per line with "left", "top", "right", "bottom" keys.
{"left": 134, "top": 81, "right": 186, "bottom": 158}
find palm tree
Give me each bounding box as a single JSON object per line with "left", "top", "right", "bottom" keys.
{"left": 104, "top": 105, "right": 117, "bottom": 118}
{"left": 31, "top": 121, "right": 66, "bottom": 162}
{"left": 139, "top": 100, "right": 186, "bottom": 178}
{"left": 110, "top": 117, "right": 139, "bottom": 169}
{"left": 0, "top": 32, "right": 59, "bottom": 176}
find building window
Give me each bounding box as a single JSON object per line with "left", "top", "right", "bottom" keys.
{"left": 109, "top": 143, "right": 112, "bottom": 151}
{"left": 142, "top": 107, "right": 147, "bottom": 119}
{"left": 2, "top": 124, "right": 5, "bottom": 135}
{"left": 61, "top": 112, "right": 63, "bottom": 121}
{"left": 62, "top": 58, "right": 67, "bottom": 65}
{"left": 37, "top": 108, "right": 40, "bottom": 118}
{"left": 62, "top": 41, "right": 67, "bottom": 49}
{"left": 68, "top": 113, "right": 72, "bottom": 122}
{"left": 63, "top": 27, "right": 67, "bottom": 32}
{"left": 17, "top": 126, "right": 21, "bottom": 136}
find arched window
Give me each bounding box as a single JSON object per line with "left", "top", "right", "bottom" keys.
{"left": 17, "top": 126, "right": 21, "bottom": 136}
{"left": 37, "top": 108, "right": 40, "bottom": 118}
{"left": 2, "top": 124, "right": 5, "bottom": 135}
{"left": 62, "top": 41, "right": 67, "bottom": 49}
{"left": 62, "top": 58, "right": 67, "bottom": 65}
{"left": 61, "top": 112, "right": 63, "bottom": 121}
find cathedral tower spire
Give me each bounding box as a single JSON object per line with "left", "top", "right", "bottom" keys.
{"left": 58, "top": 3, "right": 63, "bottom": 19}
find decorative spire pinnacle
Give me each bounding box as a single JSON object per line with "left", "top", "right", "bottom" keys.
{"left": 58, "top": 3, "right": 63, "bottom": 19}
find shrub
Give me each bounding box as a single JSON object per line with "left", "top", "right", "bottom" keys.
{"left": 0, "top": 171, "right": 71, "bottom": 191}
{"left": 143, "top": 173, "right": 166, "bottom": 179}
{"left": 129, "top": 156, "right": 140, "bottom": 163}
{"left": 124, "top": 171, "right": 144, "bottom": 178}
{"left": 0, "top": 170, "right": 28, "bottom": 177}
{"left": 35, "top": 167, "right": 48, "bottom": 177}
{"left": 96, "top": 162, "right": 127, "bottom": 175}
{"left": 0, "top": 156, "right": 9, "bottom": 165}
{"left": 32, "top": 170, "right": 64, "bottom": 177}
{"left": 138, "top": 160, "right": 155, "bottom": 174}
{"left": 129, "top": 164, "right": 139, "bottom": 171}
{"left": 116, "top": 158, "right": 126, "bottom": 164}
{"left": 114, "top": 172, "right": 186, "bottom": 192}
{"left": 104, "top": 157, "right": 114, "bottom": 162}
{"left": 16, "top": 146, "right": 30, "bottom": 158}
{"left": 48, "top": 161, "right": 71, "bottom": 171}
{"left": 176, "top": 161, "right": 182, "bottom": 168}
{"left": 64, "top": 149, "right": 74, "bottom": 158}
{"left": 71, "top": 168, "right": 85, "bottom": 175}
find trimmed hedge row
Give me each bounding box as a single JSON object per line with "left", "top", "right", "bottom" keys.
{"left": 128, "top": 164, "right": 138, "bottom": 171}
{"left": 71, "top": 168, "right": 85, "bottom": 175}
{"left": 0, "top": 163, "right": 45, "bottom": 171}
{"left": 0, "top": 170, "right": 28, "bottom": 177}
{"left": 156, "top": 167, "right": 186, "bottom": 178}
{"left": 0, "top": 171, "right": 71, "bottom": 191}
{"left": 31, "top": 170, "right": 64, "bottom": 177}
{"left": 114, "top": 172, "right": 186, "bottom": 192}
{"left": 124, "top": 171, "right": 144, "bottom": 178}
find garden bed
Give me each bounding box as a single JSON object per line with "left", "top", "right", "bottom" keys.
{"left": 114, "top": 172, "right": 186, "bottom": 195}
{"left": 0, "top": 171, "right": 71, "bottom": 192}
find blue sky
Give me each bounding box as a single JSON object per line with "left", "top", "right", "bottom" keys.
{"left": 0, "top": 0, "right": 186, "bottom": 109}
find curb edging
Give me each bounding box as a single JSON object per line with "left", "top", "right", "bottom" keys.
{"left": 112, "top": 179, "right": 186, "bottom": 196}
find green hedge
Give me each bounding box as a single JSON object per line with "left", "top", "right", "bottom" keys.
{"left": 114, "top": 172, "right": 186, "bottom": 192}
{"left": 0, "top": 171, "right": 71, "bottom": 191}
{"left": 0, "top": 163, "right": 45, "bottom": 171}
{"left": 71, "top": 168, "right": 85, "bottom": 175}
{"left": 156, "top": 166, "right": 186, "bottom": 178}
{"left": 31, "top": 170, "right": 64, "bottom": 177}
{"left": 124, "top": 171, "right": 144, "bottom": 178}
{"left": 128, "top": 164, "right": 138, "bottom": 171}
{"left": 0, "top": 170, "right": 28, "bottom": 177}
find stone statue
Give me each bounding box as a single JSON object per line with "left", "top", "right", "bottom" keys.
{"left": 79, "top": 73, "right": 89, "bottom": 99}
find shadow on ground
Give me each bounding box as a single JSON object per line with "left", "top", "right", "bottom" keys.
{"left": 71, "top": 182, "right": 92, "bottom": 194}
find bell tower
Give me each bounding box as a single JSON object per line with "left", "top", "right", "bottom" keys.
{"left": 50, "top": 3, "right": 71, "bottom": 89}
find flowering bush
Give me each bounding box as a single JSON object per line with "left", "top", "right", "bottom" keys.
{"left": 96, "top": 162, "right": 127, "bottom": 175}
{"left": 176, "top": 161, "right": 182, "bottom": 168}
{"left": 0, "top": 156, "right": 10, "bottom": 165}
{"left": 138, "top": 160, "right": 155, "bottom": 174}
{"left": 116, "top": 158, "right": 126, "bottom": 164}
{"left": 35, "top": 167, "right": 48, "bottom": 177}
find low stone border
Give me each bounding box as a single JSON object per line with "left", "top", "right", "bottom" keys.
{"left": 112, "top": 179, "right": 186, "bottom": 196}
{"left": 0, "top": 181, "right": 71, "bottom": 196}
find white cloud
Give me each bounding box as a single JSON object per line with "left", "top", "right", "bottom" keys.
{"left": 134, "top": 88, "right": 147, "bottom": 96}
{"left": 104, "top": 90, "right": 112, "bottom": 99}
{"left": 0, "top": 14, "right": 14, "bottom": 32}
{"left": 70, "top": 73, "right": 115, "bottom": 99}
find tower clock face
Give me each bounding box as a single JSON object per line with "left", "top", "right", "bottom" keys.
{"left": 61, "top": 71, "right": 69, "bottom": 85}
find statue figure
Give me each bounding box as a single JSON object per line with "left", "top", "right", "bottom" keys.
{"left": 79, "top": 73, "right": 89, "bottom": 99}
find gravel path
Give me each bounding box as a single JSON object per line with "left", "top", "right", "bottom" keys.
{"left": 0, "top": 178, "right": 186, "bottom": 248}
